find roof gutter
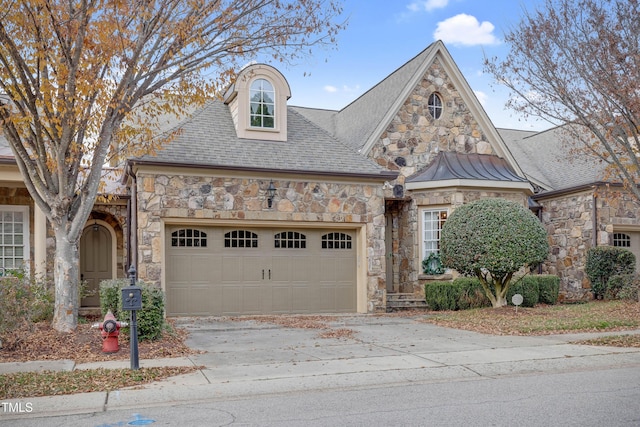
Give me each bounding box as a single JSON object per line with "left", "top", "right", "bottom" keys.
{"left": 531, "top": 181, "right": 614, "bottom": 200}
{"left": 126, "top": 159, "right": 399, "bottom": 181}
{"left": 0, "top": 157, "right": 16, "bottom": 165}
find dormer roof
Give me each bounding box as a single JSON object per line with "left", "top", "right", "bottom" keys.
{"left": 223, "top": 63, "right": 291, "bottom": 142}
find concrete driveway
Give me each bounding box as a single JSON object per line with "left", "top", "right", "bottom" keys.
{"left": 174, "top": 314, "right": 640, "bottom": 387}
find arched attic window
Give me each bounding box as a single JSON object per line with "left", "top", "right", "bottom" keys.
{"left": 250, "top": 79, "right": 275, "bottom": 129}
{"left": 428, "top": 93, "right": 443, "bottom": 119}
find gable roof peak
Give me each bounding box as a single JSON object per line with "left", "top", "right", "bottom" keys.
{"left": 327, "top": 40, "right": 524, "bottom": 178}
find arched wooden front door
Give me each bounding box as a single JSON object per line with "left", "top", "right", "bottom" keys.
{"left": 80, "top": 224, "right": 112, "bottom": 307}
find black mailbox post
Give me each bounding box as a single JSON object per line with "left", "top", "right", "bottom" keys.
{"left": 122, "top": 265, "right": 142, "bottom": 370}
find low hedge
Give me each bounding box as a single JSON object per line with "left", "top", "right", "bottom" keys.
{"left": 424, "top": 277, "right": 490, "bottom": 311}
{"left": 99, "top": 279, "right": 165, "bottom": 341}
{"left": 606, "top": 274, "right": 640, "bottom": 301}
{"left": 507, "top": 277, "right": 540, "bottom": 307}
{"left": 506, "top": 275, "right": 560, "bottom": 307}
{"left": 535, "top": 275, "right": 561, "bottom": 305}
{"left": 425, "top": 274, "right": 560, "bottom": 311}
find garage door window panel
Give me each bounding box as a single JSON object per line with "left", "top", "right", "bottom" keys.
{"left": 274, "top": 231, "right": 306, "bottom": 249}
{"left": 613, "top": 233, "right": 631, "bottom": 247}
{"left": 171, "top": 229, "right": 207, "bottom": 247}
{"left": 322, "top": 232, "right": 352, "bottom": 249}
{"left": 225, "top": 230, "right": 258, "bottom": 248}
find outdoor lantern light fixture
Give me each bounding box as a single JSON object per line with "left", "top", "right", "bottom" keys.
{"left": 93, "top": 220, "right": 99, "bottom": 232}
{"left": 267, "top": 180, "right": 276, "bottom": 208}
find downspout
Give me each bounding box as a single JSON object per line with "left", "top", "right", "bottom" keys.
{"left": 126, "top": 163, "right": 138, "bottom": 271}
{"left": 131, "top": 167, "right": 138, "bottom": 270}
{"left": 537, "top": 205, "right": 543, "bottom": 274}
{"left": 592, "top": 191, "right": 598, "bottom": 248}
{"left": 126, "top": 196, "right": 131, "bottom": 272}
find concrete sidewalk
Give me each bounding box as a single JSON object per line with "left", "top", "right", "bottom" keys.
{"left": 2, "top": 315, "right": 640, "bottom": 420}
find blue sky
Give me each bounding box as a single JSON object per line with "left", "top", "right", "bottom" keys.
{"left": 278, "top": 0, "right": 551, "bottom": 131}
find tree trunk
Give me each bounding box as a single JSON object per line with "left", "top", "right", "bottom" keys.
{"left": 493, "top": 282, "right": 509, "bottom": 308}
{"left": 493, "top": 294, "right": 508, "bottom": 308}
{"left": 51, "top": 229, "right": 80, "bottom": 332}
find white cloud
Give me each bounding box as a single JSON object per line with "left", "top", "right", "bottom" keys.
{"left": 474, "top": 90, "right": 487, "bottom": 106}
{"left": 433, "top": 14, "right": 500, "bottom": 46}
{"left": 323, "top": 84, "right": 361, "bottom": 94}
{"left": 407, "top": 0, "right": 449, "bottom": 12}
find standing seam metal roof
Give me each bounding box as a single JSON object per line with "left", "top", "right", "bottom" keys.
{"left": 406, "top": 151, "right": 528, "bottom": 183}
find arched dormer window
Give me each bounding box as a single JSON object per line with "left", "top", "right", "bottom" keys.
{"left": 223, "top": 63, "right": 291, "bottom": 142}
{"left": 250, "top": 79, "right": 275, "bottom": 128}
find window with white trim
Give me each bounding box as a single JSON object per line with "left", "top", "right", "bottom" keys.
{"left": 250, "top": 79, "right": 275, "bottom": 128}
{"left": 427, "top": 93, "right": 443, "bottom": 119}
{"left": 422, "top": 209, "right": 448, "bottom": 258}
{"left": 0, "top": 206, "right": 29, "bottom": 273}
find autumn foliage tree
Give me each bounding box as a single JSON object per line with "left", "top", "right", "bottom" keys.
{"left": 0, "top": 0, "right": 345, "bottom": 332}
{"left": 485, "top": 0, "right": 640, "bottom": 201}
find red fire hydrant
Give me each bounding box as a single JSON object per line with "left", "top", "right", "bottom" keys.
{"left": 92, "top": 310, "right": 128, "bottom": 354}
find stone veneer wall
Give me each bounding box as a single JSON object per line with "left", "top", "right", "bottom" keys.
{"left": 135, "top": 173, "right": 388, "bottom": 312}
{"left": 368, "top": 58, "right": 495, "bottom": 188}
{"left": 537, "top": 190, "right": 594, "bottom": 299}
{"left": 538, "top": 188, "right": 640, "bottom": 300}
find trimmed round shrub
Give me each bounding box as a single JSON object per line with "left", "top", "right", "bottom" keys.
{"left": 440, "top": 198, "right": 549, "bottom": 307}
{"left": 585, "top": 247, "right": 635, "bottom": 299}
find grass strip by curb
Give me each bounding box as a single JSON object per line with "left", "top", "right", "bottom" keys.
{"left": 0, "top": 366, "right": 200, "bottom": 399}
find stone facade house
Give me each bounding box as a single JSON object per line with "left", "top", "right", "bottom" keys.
{"left": 1, "top": 40, "right": 633, "bottom": 314}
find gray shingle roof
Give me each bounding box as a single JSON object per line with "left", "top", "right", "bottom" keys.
{"left": 293, "top": 44, "right": 439, "bottom": 154}
{"left": 332, "top": 44, "right": 438, "bottom": 152}
{"left": 136, "top": 101, "right": 394, "bottom": 178}
{"left": 499, "top": 126, "right": 607, "bottom": 192}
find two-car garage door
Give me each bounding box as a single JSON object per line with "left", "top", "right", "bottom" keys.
{"left": 165, "top": 226, "right": 357, "bottom": 316}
